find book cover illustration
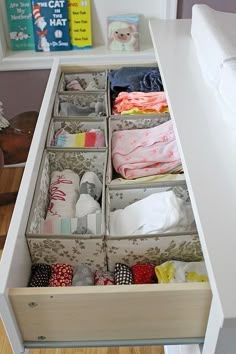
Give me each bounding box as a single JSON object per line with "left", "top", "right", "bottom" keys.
{"left": 32, "top": 0, "right": 71, "bottom": 52}
{"left": 6, "top": 0, "right": 34, "bottom": 51}
{"left": 107, "top": 14, "right": 140, "bottom": 52}
{"left": 68, "top": 0, "right": 92, "bottom": 49}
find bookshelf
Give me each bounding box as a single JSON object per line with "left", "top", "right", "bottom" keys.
{"left": 0, "top": 0, "right": 177, "bottom": 70}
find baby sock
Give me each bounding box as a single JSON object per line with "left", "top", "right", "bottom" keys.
{"left": 49, "top": 263, "right": 73, "bottom": 287}
{"left": 94, "top": 270, "right": 115, "bottom": 285}
{"left": 28, "top": 264, "right": 52, "bottom": 287}
{"left": 66, "top": 79, "right": 83, "bottom": 91}
{"left": 114, "top": 263, "right": 133, "bottom": 285}
{"left": 72, "top": 264, "right": 94, "bottom": 286}
{"left": 131, "top": 263, "right": 155, "bottom": 284}
{"left": 75, "top": 171, "right": 102, "bottom": 218}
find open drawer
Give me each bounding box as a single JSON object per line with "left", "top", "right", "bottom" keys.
{"left": 9, "top": 282, "right": 211, "bottom": 344}
{"left": 0, "top": 59, "right": 212, "bottom": 353}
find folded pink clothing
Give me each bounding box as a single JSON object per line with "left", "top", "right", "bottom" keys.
{"left": 112, "top": 120, "right": 182, "bottom": 179}
{"left": 113, "top": 91, "right": 168, "bottom": 114}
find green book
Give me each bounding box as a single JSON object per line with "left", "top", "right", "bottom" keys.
{"left": 6, "top": 0, "right": 35, "bottom": 51}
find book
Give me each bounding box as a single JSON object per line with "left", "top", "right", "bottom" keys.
{"left": 6, "top": 0, "right": 35, "bottom": 51}
{"left": 31, "top": 0, "right": 71, "bottom": 52}
{"left": 68, "top": 0, "right": 92, "bottom": 49}
{"left": 107, "top": 14, "right": 140, "bottom": 51}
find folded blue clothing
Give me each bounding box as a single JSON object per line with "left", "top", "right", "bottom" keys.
{"left": 109, "top": 66, "right": 163, "bottom": 93}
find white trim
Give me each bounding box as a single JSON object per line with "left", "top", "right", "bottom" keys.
{"left": 0, "top": 295, "right": 28, "bottom": 354}
{"left": 159, "top": 0, "right": 178, "bottom": 20}
{"left": 165, "top": 345, "right": 201, "bottom": 354}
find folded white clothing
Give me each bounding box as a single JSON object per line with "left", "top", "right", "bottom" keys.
{"left": 110, "top": 190, "right": 195, "bottom": 236}
{"left": 71, "top": 212, "right": 102, "bottom": 235}
{"left": 80, "top": 171, "right": 102, "bottom": 201}
{"left": 46, "top": 169, "right": 80, "bottom": 218}
{"left": 191, "top": 4, "right": 236, "bottom": 88}
{"left": 75, "top": 194, "right": 101, "bottom": 218}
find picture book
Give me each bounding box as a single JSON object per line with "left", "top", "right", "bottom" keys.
{"left": 31, "top": 0, "right": 71, "bottom": 52}
{"left": 6, "top": 0, "right": 35, "bottom": 51}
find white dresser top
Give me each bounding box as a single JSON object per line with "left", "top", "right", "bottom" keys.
{"left": 149, "top": 19, "right": 236, "bottom": 321}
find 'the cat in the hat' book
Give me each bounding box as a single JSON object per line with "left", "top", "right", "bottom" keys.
{"left": 32, "top": 0, "right": 71, "bottom": 52}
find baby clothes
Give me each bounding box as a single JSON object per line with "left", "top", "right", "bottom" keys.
{"left": 59, "top": 101, "right": 106, "bottom": 117}
{"left": 28, "top": 264, "right": 52, "bottom": 287}
{"left": 131, "top": 263, "right": 156, "bottom": 284}
{"left": 75, "top": 172, "right": 102, "bottom": 218}
{"left": 54, "top": 128, "right": 105, "bottom": 148}
{"left": 114, "top": 263, "right": 133, "bottom": 285}
{"left": 66, "top": 80, "right": 83, "bottom": 91}
{"left": 40, "top": 213, "right": 102, "bottom": 235}
{"left": 113, "top": 91, "right": 168, "bottom": 115}
{"left": 49, "top": 263, "right": 73, "bottom": 287}
{"left": 94, "top": 270, "right": 115, "bottom": 285}
{"left": 112, "top": 120, "right": 182, "bottom": 179}
{"left": 109, "top": 67, "right": 163, "bottom": 93}
{"left": 110, "top": 191, "right": 195, "bottom": 236}
{"left": 72, "top": 264, "right": 94, "bottom": 286}
{"left": 110, "top": 173, "right": 185, "bottom": 185}
{"left": 46, "top": 169, "right": 80, "bottom": 218}
{"left": 155, "top": 261, "right": 209, "bottom": 284}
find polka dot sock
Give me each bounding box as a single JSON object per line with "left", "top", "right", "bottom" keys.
{"left": 94, "top": 270, "right": 115, "bottom": 285}
{"left": 114, "top": 263, "right": 133, "bottom": 285}
{"left": 49, "top": 263, "right": 73, "bottom": 287}
{"left": 131, "top": 263, "right": 156, "bottom": 284}
{"left": 28, "top": 264, "right": 52, "bottom": 287}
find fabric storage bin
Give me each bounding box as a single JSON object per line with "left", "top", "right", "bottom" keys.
{"left": 107, "top": 114, "right": 183, "bottom": 184}
{"left": 107, "top": 66, "right": 166, "bottom": 116}
{"left": 26, "top": 149, "right": 107, "bottom": 237}
{"left": 27, "top": 237, "right": 106, "bottom": 272}
{"left": 46, "top": 117, "right": 108, "bottom": 149}
{"left": 54, "top": 92, "right": 108, "bottom": 117}
{"left": 58, "top": 70, "right": 108, "bottom": 92}
{"left": 106, "top": 181, "right": 195, "bottom": 237}
{"left": 106, "top": 234, "right": 203, "bottom": 271}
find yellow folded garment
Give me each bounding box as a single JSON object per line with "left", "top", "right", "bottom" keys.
{"left": 111, "top": 173, "right": 185, "bottom": 185}
{"left": 155, "top": 261, "right": 209, "bottom": 283}
{"left": 121, "top": 107, "right": 169, "bottom": 115}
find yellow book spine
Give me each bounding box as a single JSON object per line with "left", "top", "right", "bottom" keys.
{"left": 68, "top": 0, "right": 92, "bottom": 49}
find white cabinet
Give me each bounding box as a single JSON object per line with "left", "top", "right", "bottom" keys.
{"left": 149, "top": 18, "right": 236, "bottom": 354}
{"left": 0, "top": 2, "right": 235, "bottom": 354}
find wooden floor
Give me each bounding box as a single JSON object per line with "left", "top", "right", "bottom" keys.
{"left": 0, "top": 167, "right": 164, "bottom": 353}
{"left": 0, "top": 167, "right": 24, "bottom": 247}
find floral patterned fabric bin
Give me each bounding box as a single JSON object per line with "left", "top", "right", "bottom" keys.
{"left": 26, "top": 149, "right": 107, "bottom": 236}
{"left": 54, "top": 92, "right": 108, "bottom": 117}
{"left": 46, "top": 117, "right": 108, "bottom": 148}
{"left": 58, "top": 70, "right": 107, "bottom": 92}
{"left": 28, "top": 237, "right": 107, "bottom": 272}
{"left": 107, "top": 115, "right": 171, "bottom": 183}
{"left": 25, "top": 65, "right": 206, "bottom": 278}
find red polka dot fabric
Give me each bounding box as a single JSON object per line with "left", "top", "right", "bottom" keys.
{"left": 49, "top": 263, "right": 73, "bottom": 287}
{"left": 131, "top": 263, "right": 156, "bottom": 284}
